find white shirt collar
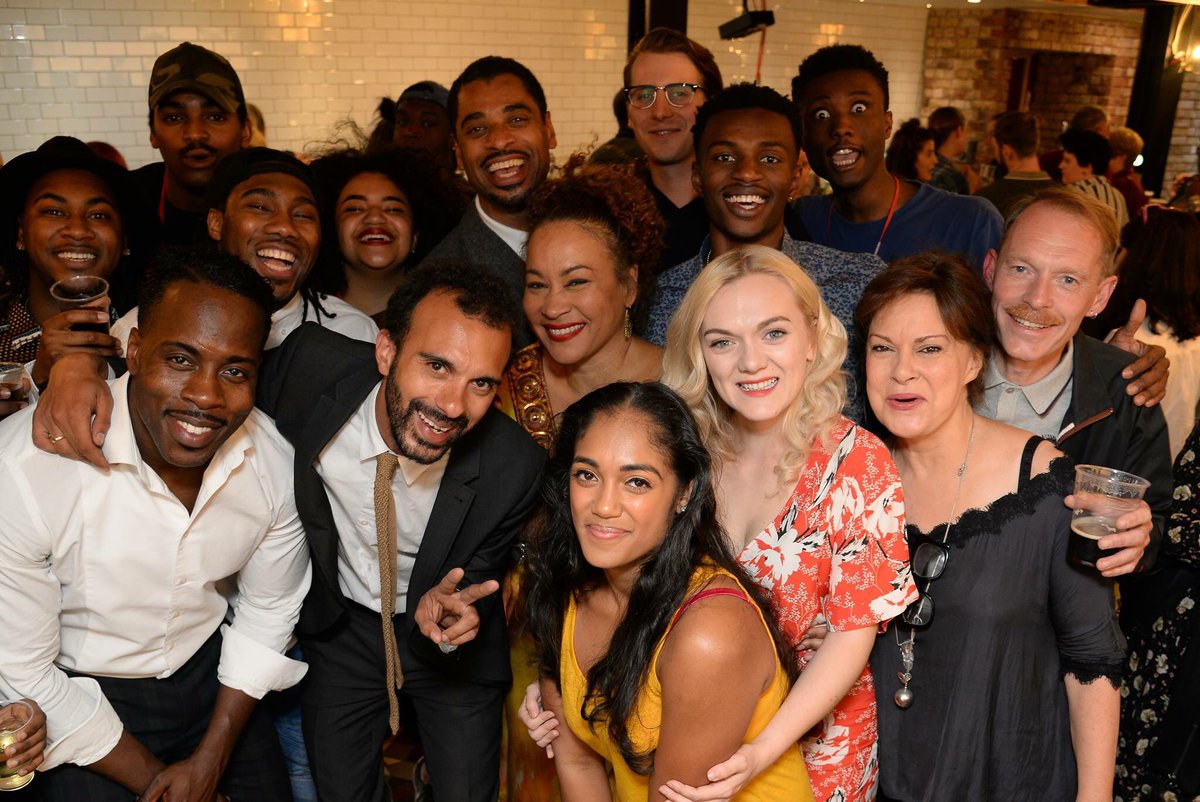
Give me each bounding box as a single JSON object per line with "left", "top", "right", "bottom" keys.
{"left": 475, "top": 195, "right": 528, "bottom": 258}
{"left": 104, "top": 373, "right": 254, "bottom": 498}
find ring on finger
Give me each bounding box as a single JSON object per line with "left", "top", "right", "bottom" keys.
{"left": 45, "top": 430, "right": 65, "bottom": 444}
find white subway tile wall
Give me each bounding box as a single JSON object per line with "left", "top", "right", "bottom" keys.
{"left": 0, "top": 0, "right": 933, "bottom": 167}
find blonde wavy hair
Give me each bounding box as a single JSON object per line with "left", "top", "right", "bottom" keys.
{"left": 661, "top": 245, "right": 847, "bottom": 481}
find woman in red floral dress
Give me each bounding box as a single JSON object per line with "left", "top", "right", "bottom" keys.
{"left": 658, "top": 246, "right": 917, "bottom": 802}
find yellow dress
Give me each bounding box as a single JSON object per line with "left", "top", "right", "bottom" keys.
{"left": 559, "top": 566, "right": 814, "bottom": 801}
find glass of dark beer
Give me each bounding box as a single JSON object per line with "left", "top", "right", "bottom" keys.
{"left": 48, "top": 275, "right": 109, "bottom": 334}
{"left": 1069, "top": 465, "right": 1150, "bottom": 568}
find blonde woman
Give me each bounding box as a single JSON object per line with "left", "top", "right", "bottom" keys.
{"left": 656, "top": 246, "right": 916, "bottom": 802}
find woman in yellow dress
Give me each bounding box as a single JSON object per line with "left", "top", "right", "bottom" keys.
{"left": 524, "top": 381, "right": 814, "bottom": 801}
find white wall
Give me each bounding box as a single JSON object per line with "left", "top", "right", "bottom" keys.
{"left": 688, "top": 0, "right": 929, "bottom": 122}
{"left": 0, "top": 0, "right": 932, "bottom": 167}
{"left": 0, "top": 0, "right": 628, "bottom": 167}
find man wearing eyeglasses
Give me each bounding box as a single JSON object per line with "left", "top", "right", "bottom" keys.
{"left": 621, "top": 29, "right": 723, "bottom": 274}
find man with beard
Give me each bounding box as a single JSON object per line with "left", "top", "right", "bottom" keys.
{"left": 980, "top": 188, "right": 1170, "bottom": 575}
{"left": 648, "top": 83, "right": 885, "bottom": 421}
{"left": 133, "top": 43, "right": 252, "bottom": 247}
{"left": 790, "top": 44, "right": 1003, "bottom": 271}
{"left": 32, "top": 262, "right": 544, "bottom": 802}
{"left": 113, "top": 148, "right": 377, "bottom": 350}
{"left": 0, "top": 248, "right": 308, "bottom": 800}
{"left": 420, "top": 56, "right": 557, "bottom": 348}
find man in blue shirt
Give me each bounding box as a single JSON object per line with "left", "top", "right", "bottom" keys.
{"left": 790, "top": 45, "right": 1002, "bottom": 271}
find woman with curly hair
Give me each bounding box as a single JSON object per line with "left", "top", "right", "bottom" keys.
{"left": 308, "top": 147, "right": 463, "bottom": 325}
{"left": 496, "top": 154, "right": 665, "bottom": 448}
{"left": 524, "top": 381, "right": 812, "bottom": 800}
{"left": 499, "top": 154, "right": 667, "bottom": 801}
{"left": 653, "top": 247, "right": 917, "bottom": 802}
{"left": 885, "top": 119, "right": 937, "bottom": 184}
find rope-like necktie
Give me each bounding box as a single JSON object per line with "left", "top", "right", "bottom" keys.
{"left": 374, "top": 452, "right": 404, "bottom": 734}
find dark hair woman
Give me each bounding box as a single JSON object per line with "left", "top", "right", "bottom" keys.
{"left": 497, "top": 154, "right": 664, "bottom": 448}
{"left": 309, "top": 147, "right": 463, "bottom": 325}
{"left": 885, "top": 119, "right": 937, "bottom": 183}
{"left": 525, "top": 381, "right": 812, "bottom": 800}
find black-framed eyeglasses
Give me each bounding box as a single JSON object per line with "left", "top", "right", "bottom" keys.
{"left": 623, "top": 83, "right": 704, "bottom": 109}
{"left": 900, "top": 539, "right": 950, "bottom": 627}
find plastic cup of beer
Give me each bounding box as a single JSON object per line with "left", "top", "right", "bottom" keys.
{"left": 48, "top": 275, "right": 110, "bottom": 334}
{"left": 0, "top": 700, "right": 35, "bottom": 791}
{"left": 1070, "top": 465, "right": 1151, "bottom": 568}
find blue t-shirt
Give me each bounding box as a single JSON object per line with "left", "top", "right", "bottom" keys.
{"left": 793, "top": 181, "right": 1003, "bottom": 271}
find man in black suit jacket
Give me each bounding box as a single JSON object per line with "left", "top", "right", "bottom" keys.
{"left": 255, "top": 263, "right": 544, "bottom": 801}
{"left": 420, "top": 56, "right": 557, "bottom": 350}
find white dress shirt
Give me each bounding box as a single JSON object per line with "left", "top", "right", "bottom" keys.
{"left": 475, "top": 195, "right": 528, "bottom": 258}
{"left": 0, "top": 375, "right": 311, "bottom": 770}
{"left": 109, "top": 291, "right": 378, "bottom": 351}
{"left": 316, "top": 382, "right": 448, "bottom": 614}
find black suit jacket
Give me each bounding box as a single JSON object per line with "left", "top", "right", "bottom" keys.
{"left": 418, "top": 204, "right": 534, "bottom": 349}
{"left": 256, "top": 324, "right": 545, "bottom": 686}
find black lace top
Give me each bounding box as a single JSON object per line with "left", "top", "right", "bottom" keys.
{"left": 872, "top": 438, "right": 1126, "bottom": 802}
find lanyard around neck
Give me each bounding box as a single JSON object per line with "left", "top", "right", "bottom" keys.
{"left": 826, "top": 175, "right": 902, "bottom": 257}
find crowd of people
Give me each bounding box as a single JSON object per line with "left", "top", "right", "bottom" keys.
{"left": 0, "top": 26, "right": 1196, "bottom": 802}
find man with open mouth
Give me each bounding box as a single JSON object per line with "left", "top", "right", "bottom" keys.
{"left": 0, "top": 247, "right": 309, "bottom": 801}
{"left": 111, "top": 148, "right": 378, "bottom": 353}
{"left": 648, "top": 83, "right": 885, "bottom": 423}
{"left": 789, "top": 44, "right": 1003, "bottom": 272}
{"left": 419, "top": 56, "right": 558, "bottom": 349}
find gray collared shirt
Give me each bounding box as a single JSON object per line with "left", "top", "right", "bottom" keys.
{"left": 976, "top": 341, "right": 1075, "bottom": 439}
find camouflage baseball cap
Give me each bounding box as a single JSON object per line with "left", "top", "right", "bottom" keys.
{"left": 148, "top": 42, "right": 245, "bottom": 115}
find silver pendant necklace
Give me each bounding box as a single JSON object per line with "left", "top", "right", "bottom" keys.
{"left": 894, "top": 416, "right": 975, "bottom": 709}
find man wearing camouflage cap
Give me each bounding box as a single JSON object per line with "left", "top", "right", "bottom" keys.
{"left": 132, "top": 42, "right": 251, "bottom": 247}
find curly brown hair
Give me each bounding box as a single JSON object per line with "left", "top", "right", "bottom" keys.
{"left": 526, "top": 153, "right": 665, "bottom": 329}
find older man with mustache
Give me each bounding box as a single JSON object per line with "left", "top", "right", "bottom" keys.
{"left": 980, "top": 187, "right": 1172, "bottom": 576}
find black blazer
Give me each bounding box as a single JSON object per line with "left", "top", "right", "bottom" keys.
{"left": 256, "top": 323, "right": 545, "bottom": 686}
{"left": 418, "top": 204, "right": 534, "bottom": 349}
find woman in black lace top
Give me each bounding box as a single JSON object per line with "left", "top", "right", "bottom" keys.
{"left": 856, "top": 253, "right": 1126, "bottom": 802}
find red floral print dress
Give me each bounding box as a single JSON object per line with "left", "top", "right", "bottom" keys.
{"left": 739, "top": 417, "right": 917, "bottom": 802}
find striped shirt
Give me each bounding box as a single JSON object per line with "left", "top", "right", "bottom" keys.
{"left": 1069, "top": 175, "right": 1129, "bottom": 230}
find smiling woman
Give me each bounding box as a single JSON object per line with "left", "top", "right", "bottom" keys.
{"left": 0, "top": 136, "right": 151, "bottom": 418}
{"left": 524, "top": 381, "right": 813, "bottom": 801}
{"left": 309, "top": 147, "right": 463, "bottom": 324}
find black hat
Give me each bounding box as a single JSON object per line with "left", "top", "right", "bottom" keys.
{"left": 148, "top": 42, "right": 245, "bottom": 116}
{"left": 0, "top": 136, "right": 137, "bottom": 226}
{"left": 398, "top": 80, "right": 450, "bottom": 110}
{"left": 204, "top": 147, "right": 319, "bottom": 211}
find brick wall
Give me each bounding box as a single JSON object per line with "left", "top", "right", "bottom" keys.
{"left": 921, "top": 7, "right": 1142, "bottom": 141}
{"left": 1165, "top": 71, "right": 1200, "bottom": 183}
{"left": 0, "top": 0, "right": 935, "bottom": 167}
